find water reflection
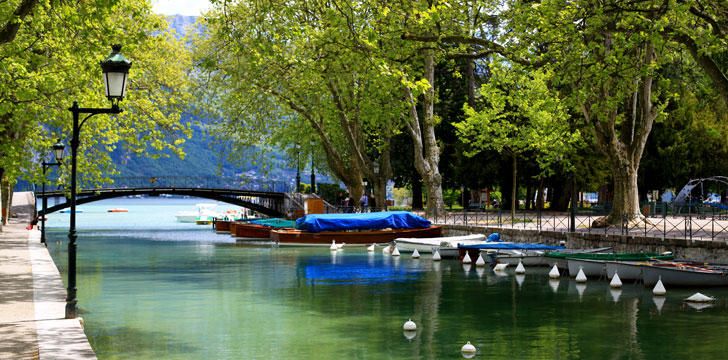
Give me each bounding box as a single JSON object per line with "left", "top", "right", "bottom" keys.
{"left": 611, "top": 288, "right": 622, "bottom": 303}
{"left": 42, "top": 221, "right": 728, "bottom": 360}
{"left": 549, "top": 279, "right": 560, "bottom": 293}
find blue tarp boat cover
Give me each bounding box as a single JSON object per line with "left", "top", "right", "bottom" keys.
{"left": 459, "top": 243, "right": 565, "bottom": 250}
{"left": 704, "top": 201, "right": 728, "bottom": 211}
{"left": 295, "top": 211, "right": 431, "bottom": 233}
{"left": 487, "top": 233, "right": 501, "bottom": 242}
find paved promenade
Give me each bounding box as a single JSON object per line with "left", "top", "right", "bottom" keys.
{"left": 0, "top": 194, "right": 96, "bottom": 359}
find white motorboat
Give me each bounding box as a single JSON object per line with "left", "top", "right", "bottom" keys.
{"left": 175, "top": 203, "right": 219, "bottom": 223}
{"left": 393, "top": 234, "right": 487, "bottom": 253}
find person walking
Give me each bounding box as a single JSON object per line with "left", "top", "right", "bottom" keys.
{"left": 359, "top": 192, "right": 368, "bottom": 212}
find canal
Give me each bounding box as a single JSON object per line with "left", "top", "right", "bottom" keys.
{"left": 44, "top": 198, "right": 728, "bottom": 359}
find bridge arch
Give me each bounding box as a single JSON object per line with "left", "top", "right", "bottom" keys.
{"left": 38, "top": 187, "right": 288, "bottom": 218}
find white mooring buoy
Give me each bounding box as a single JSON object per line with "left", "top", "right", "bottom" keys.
{"left": 329, "top": 240, "right": 337, "bottom": 250}
{"left": 433, "top": 250, "right": 441, "bottom": 261}
{"left": 462, "top": 252, "right": 472, "bottom": 264}
{"left": 475, "top": 254, "right": 486, "bottom": 267}
{"left": 549, "top": 264, "right": 560, "bottom": 279}
{"left": 461, "top": 341, "right": 476, "bottom": 354}
{"left": 610, "top": 272, "right": 623, "bottom": 288}
{"left": 412, "top": 249, "right": 420, "bottom": 259}
{"left": 685, "top": 292, "right": 715, "bottom": 303}
{"left": 367, "top": 243, "right": 376, "bottom": 252}
{"left": 515, "top": 261, "right": 526, "bottom": 274}
{"left": 575, "top": 267, "right": 587, "bottom": 283}
{"left": 392, "top": 247, "right": 401, "bottom": 256}
{"left": 382, "top": 245, "right": 391, "bottom": 253}
{"left": 494, "top": 263, "right": 508, "bottom": 272}
{"left": 337, "top": 242, "right": 345, "bottom": 249}
{"left": 653, "top": 276, "right": 666, "bottom": 296}
{"left": 403, "top": 319, "right": 417, "bottom": 331}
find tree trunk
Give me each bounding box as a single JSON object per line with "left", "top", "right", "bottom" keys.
{"left": 510, "top": 153, "right": 517, "bottom": 219}
{"left": 403, "top": 49, "right": 445, "bottom": 215}
{"left": 596, "top": 160, "right": 641, "bottom": 226}
{"left": 536, "top": 178, "right": 545, "bottom": 211}
{"left": 525, "top": 185, "right": 532, "bottom": 211}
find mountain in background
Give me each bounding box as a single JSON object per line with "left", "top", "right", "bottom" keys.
{"left": 111, "top": 15, "right": 336, "bottom": 186}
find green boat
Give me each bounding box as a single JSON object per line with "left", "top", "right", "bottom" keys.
{"left": 544, "top": 252, "right": 674, "bottom": 261}
{"left": 545, "top": 251, "right": 675, "bottom": 273}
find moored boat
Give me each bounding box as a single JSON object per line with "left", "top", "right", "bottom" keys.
{"left": 271, "top": 211, "right": 440, "bottom": 246}
{"left": 215, "top": 220, "right": 232, "bottom": 233}
{"left": 233, "top": 218, "right": 295, "bottom": 240}
{"left": 641, "top": 261, "right": 728, "bottom": 287}
{"left": 546, "top": 251, "right": 670, "bottom": 271}
{"left": 458, "top": 243, "right": 566, "bottom": 261}
{"left": 393, "top": 234, "right": 486, "bottom": 253}
{"left": 176, "top": 203, "right": 219, "bottom": 223}
{"left": 562, "top": 253, "right": 675, "bottom": 278}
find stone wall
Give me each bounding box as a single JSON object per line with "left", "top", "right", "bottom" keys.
{"left": 442, "top": 225, "right": 728, "bottom": 262}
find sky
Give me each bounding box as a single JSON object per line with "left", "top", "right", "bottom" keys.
{"left": 152, "top": 0, "right": 213, "bottom": 16}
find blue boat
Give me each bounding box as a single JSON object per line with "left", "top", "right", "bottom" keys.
{"left": 458, "top": 242, "right": 565, "bottom": 260}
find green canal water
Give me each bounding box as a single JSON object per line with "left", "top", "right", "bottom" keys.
{"left": 43, "top": 198, "right": 728, "bottom": 359}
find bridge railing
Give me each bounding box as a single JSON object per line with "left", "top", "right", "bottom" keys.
{"left": 97, "top": 176, "right": 292, "bottom": 193}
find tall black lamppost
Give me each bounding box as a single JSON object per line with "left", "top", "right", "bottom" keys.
{"left": 66, "top": 45, "right": 132, "bottom": 319}
{"left": 295, "top": 142, "right": 301, "bottom": 193}
{"left": 309, "top": 139, "right": 316, "bottom": 194}
{"left": 40, "top": 140, "right": 65, "bottom": 245}
{"left": 373, "top": 162, "right": 385, "bottom": 211}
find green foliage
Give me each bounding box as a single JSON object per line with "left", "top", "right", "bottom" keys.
{"left": 455, "top": 64, "right": 581, "bottom": 175}
{"left": 316, "top": 183, "right": 346, "bottom": 205}
{"left": 0, "top": 1, "right": 193, "bottom": 192}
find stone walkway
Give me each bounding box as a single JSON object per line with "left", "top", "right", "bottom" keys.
{"left": 0, "top": 193, "right": 96, "bottom": 359}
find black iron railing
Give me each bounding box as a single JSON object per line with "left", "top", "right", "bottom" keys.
{"left": 415, "top": 209, "right": 728, "bottom": 242}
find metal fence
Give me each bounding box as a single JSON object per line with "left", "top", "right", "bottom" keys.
{"left": 416, "top": 208, "right": 728, "bottom": 242}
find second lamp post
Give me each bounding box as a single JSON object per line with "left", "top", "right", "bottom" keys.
{"left": 40, "top": 140, "right": 65, "bottom": 244}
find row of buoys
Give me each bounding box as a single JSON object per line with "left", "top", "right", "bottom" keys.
{"left": 402, "top": 319, "right": 476, "bottom": 356}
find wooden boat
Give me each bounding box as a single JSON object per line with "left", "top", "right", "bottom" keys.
{"left": 273, "top": 211, "right": 440, "bottom": 246}
{"left": 106, "top": 208, "right": 128, "bottom": 212}
{"left": 233, "top": 218, "right": 296, "bottom": 240}
{"left": 393, "top": 234, "right": 486, "bottom": 253}
{"left": 271, "top": 226, "right": 442, "bottom": 246}
{"left": 641, "top": 261, "right": 728, "bottom": 287}
{"left": 214, "top": 220, "right": 232, "bottom": 233}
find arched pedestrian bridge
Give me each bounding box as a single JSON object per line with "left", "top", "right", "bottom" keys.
{"left": 36, "top": 176, "right": 301, "bottom": 218}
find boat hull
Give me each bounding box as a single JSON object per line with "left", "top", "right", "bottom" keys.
{"left": 393, "top": 234, "right": 486, "bottom": 253}
{"left": 567, "top": 258, "right": 608, "bottom": 278}
{"left": 486, "top": 253, "right": 548, "bottom": 266}
{"left": 642, "top": 264, "right": 728, "bottom": 287}
{"left": 271, "top": 226, "right": 442, "bottom": 245}
{"left": 234, "top": 223, "right": 274, "bottom": 239}
{"left": 605, "top": 261, "right": 651, "bottom": 280}
{"left": 215, "top": 220, "right": 232, "bottom": 233}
